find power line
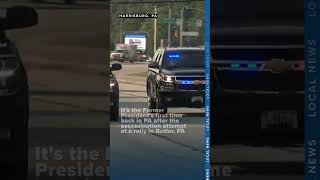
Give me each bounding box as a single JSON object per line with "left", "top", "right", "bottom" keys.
{"left": 110, "top": 0, "right": 204, "bottom": 4}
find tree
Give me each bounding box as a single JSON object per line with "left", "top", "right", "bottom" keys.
{"left": 110, "top": 1, "right": 205, "bottom": 55}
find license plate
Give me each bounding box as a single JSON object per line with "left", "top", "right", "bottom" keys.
{"left": 261, "top": 111, "right": 298, "bottom": 129}
{"left": 191, "top": 96, "right": 203, "bottom": 103}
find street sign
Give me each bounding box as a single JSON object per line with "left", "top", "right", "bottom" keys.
{"left": 181, "top": 31, "right": 199, "bottom": 36}
{"left": 160, "top": 18, "right": 176, "bottom": 24}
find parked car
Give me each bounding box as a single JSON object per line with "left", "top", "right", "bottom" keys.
{"left": 110, "top": 50, "right": 124, "bottom": 61}
{"left": 136, "top": 50, "right": 148, "bottom": 62}
{"left": 0, "top": 6, "right": 38, "bottom": 178}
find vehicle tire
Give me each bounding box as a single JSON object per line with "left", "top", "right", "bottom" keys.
{"left": 110, "top": 100, "right": 119, "bottom": 122}
{"left": 11, "top": 89, "right": 29, "bottom": 178}
{"left": 147, "top": 85, "right": 156, "bottom": 110}
{"left": 155, "top": 89, "right": 167, "bottom": 114}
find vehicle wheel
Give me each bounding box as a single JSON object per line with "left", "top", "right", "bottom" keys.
{"left": 155, "top": 90, "right": 167, "bottom": 114}
{"left": 147, "top": 96, "right": 156, "bottom": 110}
{"left": 110, "top": 100, "right": 119, "bottom": 122}
{"left": 147, "top": 86, "right": 156, "bottom": 110}
{"left": 11, "top": 89, "right": 29, "bottom": 178}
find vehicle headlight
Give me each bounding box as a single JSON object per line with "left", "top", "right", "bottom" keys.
{"left": 163, "top": 75, "right": 175, "bottom": 82}
{"left": 159, "top": 75, "right": 176, "bottom": 89}
{"left": 0, "top": 58, "right": 18, "bottom": 78}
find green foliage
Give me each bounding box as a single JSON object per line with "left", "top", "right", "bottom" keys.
{"left": 110, "top": 1, "right": 205, "bottom": 56}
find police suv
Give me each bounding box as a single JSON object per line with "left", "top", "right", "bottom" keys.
{"left": 147, "top": 47, "right": 205, "bottom": 113}
{"left": 212, "top": 0, "right": 304, "bottom": 141}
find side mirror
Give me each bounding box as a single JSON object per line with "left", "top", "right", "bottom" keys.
{"left": 111, "top": 63, "right": 122, "bottom": 71}
{"left": 4, "top": 6, "right": 38, "bottom": 30}
{"left": 148, "top": 61, "right": 159, "bottom": 69}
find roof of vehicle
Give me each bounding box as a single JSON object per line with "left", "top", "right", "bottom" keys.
{"left": 162, "top": 47, "right": 205, "bottom": 51}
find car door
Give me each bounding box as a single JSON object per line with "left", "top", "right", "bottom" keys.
{"left": 148, "top": 49, "right": 160, "bottom": 97}
{"left": 153, "top": 49, "right": 164, "bottom": 96}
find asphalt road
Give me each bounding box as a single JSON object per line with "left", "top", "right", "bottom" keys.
{"left": 110, "top": 80, "right": 205, "bottom": 179}
{"left": 111, "top": 61, "right": 304, "bottom": 178}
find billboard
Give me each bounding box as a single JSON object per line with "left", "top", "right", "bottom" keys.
{"left": 123, "top": 33, "right": 147, "bottom": 52}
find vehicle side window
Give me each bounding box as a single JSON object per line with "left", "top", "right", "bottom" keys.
{"left": 156, "top": 50, "right": 163, "bottom": 65}
{"left": 152, "top": 50, "right": 159, "bottom": 62}
{"left": 158, "top": 50, "right": 164, "bottom": 66}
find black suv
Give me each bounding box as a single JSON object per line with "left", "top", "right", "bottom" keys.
{"left": 0, "top": 6, "right": 37, "bottom": 177}
{"left": 212, "top": 0, "right": 304, "bottom": 141}
{"left": 147, "top": 48, "right": 205, "bottom": 113}
{"left": 110, "top": 63, "right": 121, "bottom": 121}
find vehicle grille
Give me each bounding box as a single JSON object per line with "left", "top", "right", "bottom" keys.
{"left": 176, "top": 76, "right": 205, "bottom": 91}
{"left": 212, "top": 45, "right": 304, "bottom": 92}
{"left": 178, "top": 84, "right": 205, "bottom": 91}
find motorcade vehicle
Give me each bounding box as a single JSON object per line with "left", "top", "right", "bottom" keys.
{"left": 211, "top": 0, "right": 304, "bottom": 141}
{"left": 110, "top": 63, "right": 122, "bottom": 121}
{"left": 147, "top": 47, "right": 205, "bottom": 113}
{"left": 0, "top": 6, "right": 38, "bottom": 178}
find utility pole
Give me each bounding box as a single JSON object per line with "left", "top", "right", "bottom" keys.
{"left": 154, "top": 5, "right": 157, "bottom": 54}
{"left": 119, "top": 18, "right": 123, "bottom": 43}
{"left": 179, "top": 7, "right": 184, "bottom": 47}
{"left": 168, "top": 2, "right": 172, "bottom": 47}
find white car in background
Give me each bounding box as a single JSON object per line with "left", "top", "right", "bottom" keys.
{"left": 110, "top": 50, "right": 124, "bottom": 61}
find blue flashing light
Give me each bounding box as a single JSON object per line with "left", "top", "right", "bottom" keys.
{"left": 181, "top": 80, "right": 193, "bottom": 85}
{"left": 167, "top": 53, "right": 181, "bottom": 60}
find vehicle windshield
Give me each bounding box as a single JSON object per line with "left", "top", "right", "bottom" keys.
{"left": 162, "top": 50, "right": 204, "bottom": 69}
{"left": 213, "top": 0, "right": 303, "bottom": 20}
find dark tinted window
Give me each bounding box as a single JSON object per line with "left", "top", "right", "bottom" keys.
{"left": 162, "top": 50, "right": 204, "bottom": 69}
{"left": 156, "top": 50, "right": 162, "bottom": 64}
